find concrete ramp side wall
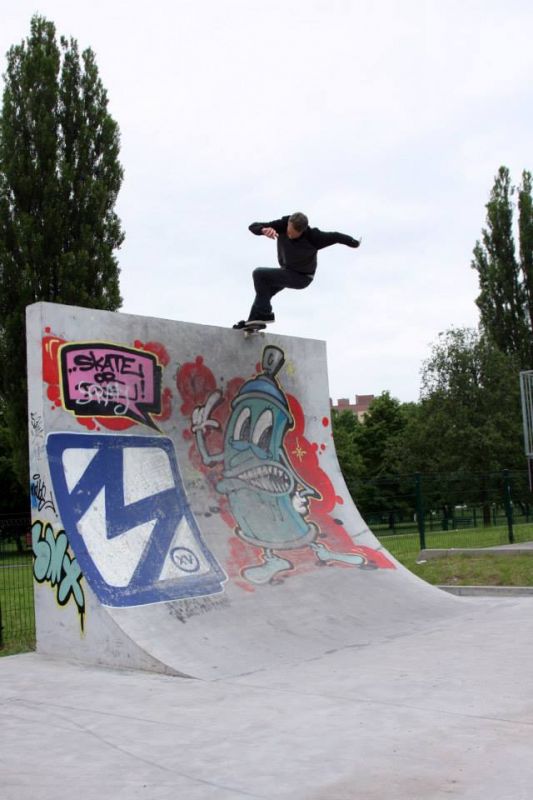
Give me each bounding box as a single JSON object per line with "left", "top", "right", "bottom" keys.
{"left": 26, "top": 304, "right": 181, "bottom": 674}
{"left": 26, "top": 302, "right": 453, "bottom": 679}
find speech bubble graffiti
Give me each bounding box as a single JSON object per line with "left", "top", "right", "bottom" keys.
{"left": 59, "top": 343, "right": 162, "bottom": 429}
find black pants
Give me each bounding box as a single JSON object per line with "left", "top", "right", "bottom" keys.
{"left": 249, "top": 268, "right": 313, "bottom": 319}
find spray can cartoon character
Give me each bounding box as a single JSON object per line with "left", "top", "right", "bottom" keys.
{"left": 192, "top": 346, "right": 371, "bottom": 584}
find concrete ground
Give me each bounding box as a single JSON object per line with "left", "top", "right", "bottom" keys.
{"left": 2, "top": 594, "right": 533, "bottom": 800}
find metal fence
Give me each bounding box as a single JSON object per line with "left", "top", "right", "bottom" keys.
{"left": 0, "top": 512, "right": 35, "bottom": 653}
{"left": 350, "top": 469, "right": 533, "bottom": 561}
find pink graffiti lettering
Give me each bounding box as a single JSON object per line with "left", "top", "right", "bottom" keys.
{"left": 60, "top": 343, "right": 162, "bottom": 429}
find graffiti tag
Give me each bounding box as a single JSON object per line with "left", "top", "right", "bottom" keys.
{"left": 32, "top": 521, "right": 85, "bottom": 629}
{"left": 30, "top": 413, "right": 44, "bottom": 437}
{"left": 171, "top": 547, "right": 201, "bottom": 573}
{"left": 60, "top": 343, "right": 162, "bottom": 429}
{"left": 30, "top": 474, "right": 57, "bottom": 514}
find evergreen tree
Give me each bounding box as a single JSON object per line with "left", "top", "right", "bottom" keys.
{"left": 471, "top": 166, "right": 532, "bottom": 368}
{"left": 518, "top": 170, "right": 533, "bottom": 347}
{"left": 0, "top": 15, "right": 124, "bottom": 492}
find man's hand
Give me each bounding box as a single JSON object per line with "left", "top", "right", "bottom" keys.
{"left": 261, "top": 227, "right": 278, "bottom": 239}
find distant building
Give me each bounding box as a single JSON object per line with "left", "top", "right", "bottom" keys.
{"left": 330, "top": 395, "right": 375, "bottom": 421}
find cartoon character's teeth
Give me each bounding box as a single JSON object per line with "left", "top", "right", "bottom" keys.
{"left": 238, "top": 465, "right": 291, "bottom": 493}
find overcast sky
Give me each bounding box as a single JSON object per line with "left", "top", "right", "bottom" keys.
{"left": 3, "top": 0, "right": 532, "bottom": 403}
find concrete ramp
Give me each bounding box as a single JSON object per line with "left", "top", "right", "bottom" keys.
{"left": 27, "top": 302, "right": 461, "bottom": 680}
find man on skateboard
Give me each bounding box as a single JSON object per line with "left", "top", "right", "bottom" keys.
{"left": 233, "top": 212, "right": 361, "bottom": 330}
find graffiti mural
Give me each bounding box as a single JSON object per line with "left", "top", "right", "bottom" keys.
{"left": 60, "top": 342, "right": 162, "bottom": 429}
{"left": 46, "top": 433, "right": 227, "bottom": 606}
{"left": 32, "top": 520, "right": 85, "bottom": 629}
{"left": 42, "top": 332, "right": 173, "bottom": 432}
{"left": 178, "top": 346, "right": 395, "bottom": 586}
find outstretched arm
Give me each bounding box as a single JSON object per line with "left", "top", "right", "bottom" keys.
{"left": 310, "top": 229, "right": 361, "bottom": 250}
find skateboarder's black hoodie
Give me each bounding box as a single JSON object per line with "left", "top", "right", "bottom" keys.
{"left": 249, "top": 216, "right": 360, "bottom": 276}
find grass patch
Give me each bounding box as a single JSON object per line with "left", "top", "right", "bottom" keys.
{"left": 0, "top": 636, "right": 35, "bottom": 657}
{"left": 0, "top": 548, "right": 35, "bottom": 656}
{"left": 379, "top": 522, "right": 533, "bottom": 586}
{"left": 411, "top": 554, "right": 533, "bottom": 587}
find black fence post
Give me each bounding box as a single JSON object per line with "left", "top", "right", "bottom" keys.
{"left": 415, "top": 472, "right": 426, "bottom": 550}
{"left": 503, "top": 469, "right": 514, "bottom": 544}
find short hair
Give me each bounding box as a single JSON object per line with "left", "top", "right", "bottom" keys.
{"left": 289, "top": 212, "right": 308, "bottom": 232}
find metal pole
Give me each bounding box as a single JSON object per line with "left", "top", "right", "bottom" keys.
{"left": 503, "top": 469, "right": 514, "bottom": 544}
{"left": 520, "top": 371, "right": 533, "bottom": 491}
{"left": 415, "top": 473, "right": 426, "bottom": 550}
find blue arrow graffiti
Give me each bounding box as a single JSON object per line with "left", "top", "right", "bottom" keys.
{"left": 46, "top": 433, "right": 226, "bottom": 607}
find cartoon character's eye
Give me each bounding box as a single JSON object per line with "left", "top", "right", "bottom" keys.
{"left": 234, "top": 407, "right": 251, "bottom": 441}
{"left": 252, "top": 409, "right": 273, "bottom": 451}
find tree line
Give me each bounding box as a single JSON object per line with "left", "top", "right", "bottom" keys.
{"left": 332, "top": 330, "right": 526, "bottom": 521}
{"left": 0, "top": 16, "right": 531, "bottom": 515}
{"left": 333, "top": 167, "right": 532, "bottom": 519}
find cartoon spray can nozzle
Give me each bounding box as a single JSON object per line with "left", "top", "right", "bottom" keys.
{"left": 231, "top": 346, "right": 292, "bottom": 424}
{"left": 262, "top": 346, "right": 284, "bottom": 379}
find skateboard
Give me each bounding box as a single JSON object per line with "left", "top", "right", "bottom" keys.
{"left": 243, "top": 321, "right": 269, "bottom": 338}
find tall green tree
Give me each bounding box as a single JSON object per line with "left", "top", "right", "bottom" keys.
{"left": 354, "top": 392, "right": 415, "bottom": 516}
{"left": 0, "top": 398, "right": 27, "bottom": 512}
{"left": 332, "top": 394, "right": 416, "bottom": 518}
{"left": 0, "top": 15, "right": 124, "bottom": 493}
{"left": 518, "top": 170, "right": 533, "bottom": 348}
{"left": 413, "top": 327, "right": 523, "bottom": 474}
{"left": 331, "top": 408, "right": 363, "bottom": 499}
{"left": 471, "top": 166, "right": 532, "bottom": 368}
{"left": 356, "top": 392, "right": 406, "bottom": 478}
{"left": 390, "top": 327, "right": 524, "bottom": 522}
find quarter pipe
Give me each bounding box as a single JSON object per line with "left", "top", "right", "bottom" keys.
{"left": 27, "top": 302, "right": 463, "bottom": 680}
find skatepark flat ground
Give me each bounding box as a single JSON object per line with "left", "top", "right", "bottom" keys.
{"left": 2, "top": 595, "right": 533, "bottom": 800}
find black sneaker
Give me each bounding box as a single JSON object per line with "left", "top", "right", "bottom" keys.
{"left": 232, "top": 320, "right": 247, "bottom": 329}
